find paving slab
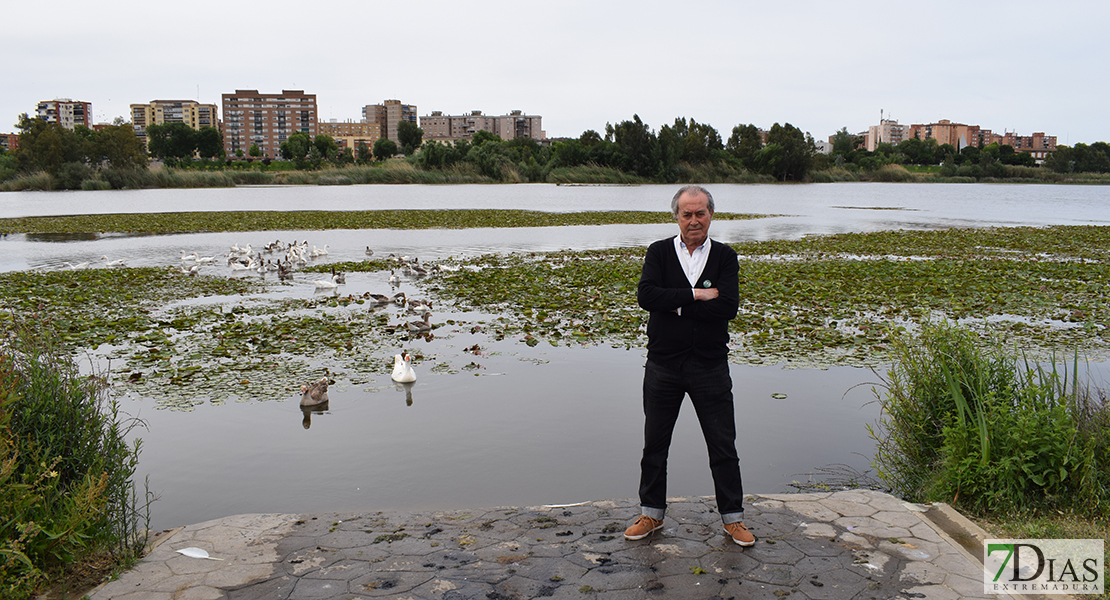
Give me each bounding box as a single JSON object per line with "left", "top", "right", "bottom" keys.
{"left": 88, "top": 490, "right": 1018, "bottom": 600}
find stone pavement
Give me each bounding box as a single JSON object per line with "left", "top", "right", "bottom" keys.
{"left": 88, "top": 490, "right": 1013, "bottom": 600}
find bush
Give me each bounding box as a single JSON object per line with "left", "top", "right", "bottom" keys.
{"left": 0, "top": 321, "right": 149, "bottom": 598}
{"left": 870, "top": 322, "right": 1110, "bottom": 516}
{"left": 868, "top": 164, "right": 919, "bottom": 183}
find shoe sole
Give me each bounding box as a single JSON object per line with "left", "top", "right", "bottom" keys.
{"left": 624, "top": 524, "right": 662, "bottom": 540}
{"left": 730, "top": 536, "right": 755, "bottom": 547}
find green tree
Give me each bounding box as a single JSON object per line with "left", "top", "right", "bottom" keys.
{"left": 829, "top": 127, "right": 857, "bottom": 157}
{"left": 194, "top": 126, "right": 223, "bottom": 159}
{"left": 579, "top": 130, "right": 602, "bottom": 146}
{"left": 726, "top": 124, "right": 763, "bottom": 168}
{"left": 356, "top": 141, "right": 371, "bottom": 164}
{"left": 146, "top": 122, "right": 197, "bottom": 160}
{"left": 397, "top": 121, "right": 424, "bottom": 156}
{"left": 248, "top": 143, "right": 262, "bottom": 158}
{"left": 88, "top": 124, "right": 147, "bottom": 170}
{"left": 339, "top": 146, "right": 354, "bottom": 164}
{"left": 313, "top": 134, "right": 338, "bottom": 162}
{"left": 609, "top": 114, "right": 659, "bottom": 178}
{"left": 0, "top": 149, "right": 19, "bottom": 182}
{"left": 14, "top": 115, "right": 83, "bottom": 175}
{"left": 470, "top": 130, "right": 502, "bottom": 146}
{"left": 415, "top": 140, "right": 449, "bottom": 169}
{"left": 758, "top": 122, "right": 815, "bottom": 181}
{"left": 280, "top": 131, "right": 311, "bottom": 163}
{"left": 373, "top": 137, "right": 397, "bottom": 161}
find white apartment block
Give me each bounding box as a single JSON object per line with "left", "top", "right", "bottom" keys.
{"left": 36, "top": 98, "right": 92, "bottom": 130}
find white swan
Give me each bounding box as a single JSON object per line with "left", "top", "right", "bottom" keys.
{"left": 312, "top": 275, "right": 339, "bottom": 290}
{"left": 63, "top": 261, "right": 90, "bottom": 270}
{"left": 391, "top": 353, "right": 416, "bottom": 383}
{"left": 101, "top": 256, "right": 126, "bottom": 268}
{"left": 312, "top": 244, "right": 329, "bottom": 257}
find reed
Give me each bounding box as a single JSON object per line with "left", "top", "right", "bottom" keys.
{"left": 870, "top": 322, "right": 1110, "bottom": 517}
{"left": 0, "top": 317, "right": 149, "bottom": 599}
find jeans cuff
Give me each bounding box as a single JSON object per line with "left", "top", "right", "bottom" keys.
{"left": 721, "top": 511, "right": 745, "bottom": 525}
{"left": 641, "top": 506, "right": 665, "bottom": 521}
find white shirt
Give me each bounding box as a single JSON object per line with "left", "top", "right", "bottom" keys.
{"left": 673, "top": 235, "right": 711, "bottom": 315}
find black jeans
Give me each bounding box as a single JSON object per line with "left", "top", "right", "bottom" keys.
{"left": 638, "top": 358, "right": 745, "bottom": 522}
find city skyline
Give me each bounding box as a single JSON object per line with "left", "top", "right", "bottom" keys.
{"left": 4, "top": 0, "right": 1108, "bottom": 145}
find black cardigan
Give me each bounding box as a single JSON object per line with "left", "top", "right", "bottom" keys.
{"left": 637, "top": 237, "right": 739, "bottom": 369}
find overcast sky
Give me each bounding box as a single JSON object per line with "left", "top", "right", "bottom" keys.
{"left": 6, "top": 0, "right": 1108, "bottom": 144}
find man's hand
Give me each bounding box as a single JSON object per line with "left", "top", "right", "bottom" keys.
{"left": 693, "top": 287, "right": 718, "bottom": 301}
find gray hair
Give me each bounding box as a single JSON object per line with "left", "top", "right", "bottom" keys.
{"left": 671, "top": 185, "right": 715, "bottom": 217}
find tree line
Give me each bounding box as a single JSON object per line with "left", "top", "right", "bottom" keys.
{"left": 3, "top": 111, "right": 1109, "bottom": 190}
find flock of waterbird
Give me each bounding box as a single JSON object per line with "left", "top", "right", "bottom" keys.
{"left": 61, "top": 240, "right": 444, "bottom": 398}
{"left": 179, "top": 239, "right": 441, "bottom": 390}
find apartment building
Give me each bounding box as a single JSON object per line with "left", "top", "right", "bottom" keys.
{"left": 866, "top": 119, "right": 910, "bottom": 151}
{"left": 130, "top": 100, "right": 219, "bottom": 146}
{"left": 36, "top": 98, "right": 92, "bottom": 129}
{"left": 0, "top": 132, "right": 18, "bottom": 152}
{"left": 317, "top": 119, "right": 382, "bottom": 155}
{"left": 420, "top": 109, "right": 545, "bottom": 142}
{"left": 222, "top": 90, "right": 317, "bottom": 159}
{"left": 362, "top": 100, "right": 417, "bottom": 142}
{"left": 1001, "top": 132, "right": 1057, "bottom": 159}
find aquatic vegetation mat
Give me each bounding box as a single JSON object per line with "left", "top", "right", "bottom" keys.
{"left": 0, "top": 209, "right": 761, "bottom": 235}
{"left": 1, "top": 226, "right": 1107, "bottom": 409}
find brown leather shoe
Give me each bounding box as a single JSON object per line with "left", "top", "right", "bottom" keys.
{"left": 623, "top": 515, "right": 664, "bottom": 540}
{"left": 724, "top": 521, "right": 755, "bottom": 546}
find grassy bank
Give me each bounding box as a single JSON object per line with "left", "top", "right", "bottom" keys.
{"left": 1, "top": 321, "right": 150, "bottom": 599}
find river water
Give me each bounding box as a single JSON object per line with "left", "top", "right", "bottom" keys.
{"left": 1, "top": 182, "right": 1107, "bottom": 531}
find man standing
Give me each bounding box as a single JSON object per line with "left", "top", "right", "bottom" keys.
{"left": 624, "top": 185, "right": 754, "bottom": 546}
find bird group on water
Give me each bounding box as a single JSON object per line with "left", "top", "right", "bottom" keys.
{"left": 58, "top": 239, "right": 440, "bottom": 410}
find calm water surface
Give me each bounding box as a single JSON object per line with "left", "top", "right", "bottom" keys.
{"left": 2, "top": 183, "right": 1108, "bottom": 530}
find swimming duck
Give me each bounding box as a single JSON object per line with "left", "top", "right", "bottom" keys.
{"left": 101, "top": 256, "right": 126, "bottom": 268}
{"left": 312, "top": 275, "right": 339, "bottom": 291}
{"left": 407, "top": 312, "right": 433, "bottom": 333}
{"left": 300, "top": 377, "right": 330, "bottom": 407}
{"left": 391, "top": 353, "right": 416, "bottom": 383}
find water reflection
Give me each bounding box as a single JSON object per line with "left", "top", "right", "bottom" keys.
{"left": 394, "top": 382, "right": 415, "bottom": 406}
{"left": 300, "top": 405, "right": 329, "bottom": 430}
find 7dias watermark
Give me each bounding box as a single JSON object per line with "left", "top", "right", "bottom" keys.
{"left": 984, "top": 539, "right": 1103, "bottom": 595}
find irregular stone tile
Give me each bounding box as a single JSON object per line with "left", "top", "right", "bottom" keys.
{"left": 899, "top": 560, "right": 946, "bottom": 585}
{"left": 203, "top": 564, "right": 273, "bottom": 588}
{"left": 838, "top": 532, "right": 872, "bottom": 549}
{"left": 792, "top": 571, "right": 870, "bottom": 600}
{"left": 880, "top": 538, "right": 941, "bottom": 562}
{"left": 743, "top": 539, "right": 806, "bottom": 565}
{"left": 873, "top": 509, "right": 928, "bottom": 529}
{"left": 225, "top": 575, "right": 295, "bottom": 600}
{"left": 798, "top": 522, "right": 837, "bottom": 538}
{"left": 828, "top": 490, "right": 875, "bottom": 504}
{"left": 783, "top": 537, "right": 843, "bottom": 558}
{"left": 761, "top": 492, "right": 832, "bottom": 502}
{"left": 944, "top": 571, "right": 990, "bottom": 597}
{"left": 930, "top": 550, "right": 982, "bottom": 578}
{"left": 822, "top": 499, "right": 878, "bottom": 519}
{"left": 780, "top": 501, "right": 840, "bottom": 522}
{"left": 900, "top": 583, "right": 961, "bottom": 599}
{"left": 746, "top": 563, "right": 803, "bottom": 586}
{"left": 165, "top": 554, "right": 226, "bottom": 575}
{"left": 348, "top": 570, "right": 436, "bottom": 597}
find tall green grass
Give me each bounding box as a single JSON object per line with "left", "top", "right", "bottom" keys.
{"left": 0, "top": 320, "right": 149, "bottom": 599}
{"left": 870, "top": 322, "right": 1110, "bottom": 517}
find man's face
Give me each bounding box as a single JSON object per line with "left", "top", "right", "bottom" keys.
{"left": 676, "top": 191, "right": 712, "bottom": 249}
